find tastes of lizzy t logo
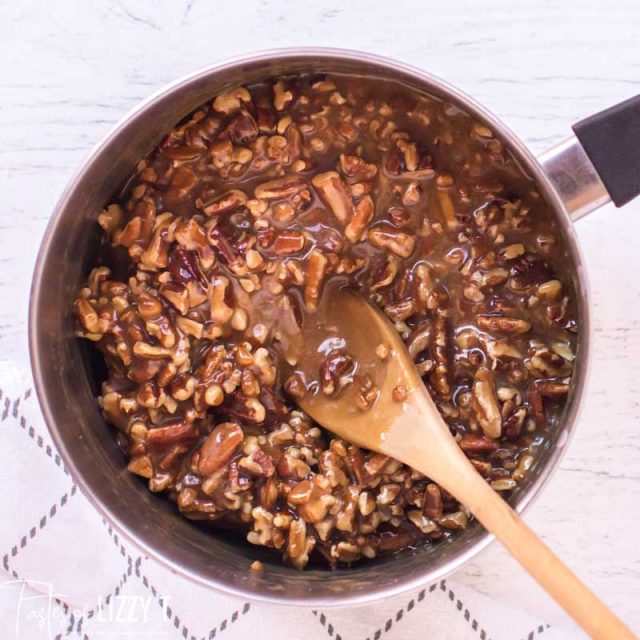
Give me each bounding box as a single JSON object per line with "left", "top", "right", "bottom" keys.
{"left": 0, "top": 580, "right": 167, "bottom": 639}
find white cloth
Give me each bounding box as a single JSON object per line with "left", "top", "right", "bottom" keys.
{"left": 0, "top": 385, "right": 582, "bottom": 639}
{"left": 3, "top": 1, "right": 639, "bottom": 637}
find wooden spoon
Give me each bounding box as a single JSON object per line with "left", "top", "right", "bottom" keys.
{"left": 288, "top": 286, "right": 635, "bottom": 640}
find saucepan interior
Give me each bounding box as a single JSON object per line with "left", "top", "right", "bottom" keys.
{"left": 29, "top": 48, "right": 589, "bottom": 606}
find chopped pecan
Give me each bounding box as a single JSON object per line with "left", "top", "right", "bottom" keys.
{"left": 370, "top": 255, "right": 400, "bottom": 291}
{"left": 198, "top": 423, "right": 244, "bottom": 475}
{"left": 273, "top": 80, "right": 294, "bottom": 111}
{"left": 254, "top": 176, "right": 307, "bottom": 200}
{"left": 384, "top": 298, "right": 416, "bottom": 322}
{"left": 147, "top": 421, "right": 195, "bottom": 445}
{"left": 339, "top": 153, "right": 378, "bottom": 180}
{"left": 273, "top": 230, "right": 305, "bottom": 255}
{"left": 422, "top": 484, "right": 443, "bottom": 520}
{"left": 368, "top": 223, "right": 415, "bottom": 258}
{"left": 304, "top": 249, "right": 328, "bottom": 310}
{"left": 213, "top": 87, "right": 251, "bottom": 114}
{"left": 223, "top": 110, "right": 258, "bottom": 144}
{"left": 199, "top": 189, "right": 248, "bottom": 216}
{"left": 319, "top": 353, "right": 354, "bottom": 395}
{"left": 163, "top": 167, "right": 199, "bottom": 206}
{"left": 238, "top": 450, "right": 275, "bottom": 477}
{"left": 459, "top": 433, "right": 499, "bottom": 454}
{"left": 128, "top": 455, "right": 154, "bottom": 479}
{"left": 174, "top": 218, "right": 214, "bottom": 268}
{"left": 312, "top": 171, "right": 353, "bottom": 223}
{"left": 345, "top": 195, "right": 374, "bottom": 243}
{"left": 429, "top": 314, "right": 451, "bottom": 399}
{"left": 503, "top": 406, "right": 527, "bottom": 440}
{"left": 509, "top": 255, "right": 553, "bottom": 292}
{"left": 471, "top": 368, "right": 502, "bottom": 439}
{"left": 477, "top": 315, "right": 531, "bottom": 335}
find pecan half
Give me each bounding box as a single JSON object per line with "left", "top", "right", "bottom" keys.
{"left": 198, "top": 423, "right": 244, "bottom": 475}
{"left": 147, "top": 421, "right": 195, "bottom": 445}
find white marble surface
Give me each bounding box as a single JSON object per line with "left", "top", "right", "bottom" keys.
{"left": 1, "top": 0, "right": 639, "bottom": 637}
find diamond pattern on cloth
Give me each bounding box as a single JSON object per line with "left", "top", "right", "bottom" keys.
{"left": 0, "top": 387, "right": 581, "bottom": 639}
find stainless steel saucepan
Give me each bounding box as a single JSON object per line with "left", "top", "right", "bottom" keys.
{"left": 29, "top": 48, "right": 640, "bottom": 606}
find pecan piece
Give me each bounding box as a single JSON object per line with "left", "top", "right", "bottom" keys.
{"left": 509, "top": 255, "right": 553, "bottom": 292}
{"left": 199, "top": 189, "right": 248, "bottom": 216}
{"left": 527, "top": 379, "right": 569, "bottom": 427}
{"left": 485, "top": 339, "right": 522, "bottom": 360}
{"left": 198, "top": 422, "right": 244, "bottom": 475}
{"left": 429, "top": 314, "right": 451, "bottom": 399}
{"left": 422, "top": 483, "right": 443, "bottom": 520}
{"left": 98, "top": 204, "right": 123, "bottom": 234}
{"left": 162, "top": 145, "right": 202, "bottom": 162}
{"left": 312, "top": 171, "right": 353, "bottom": 223}
{"left": 436, "top": 174, "right": 458, "bottom": 230}
{"left": 530, "top": 348, "right": 570, "bottom": 377}
{"left": 223, "top": 110, "right": 258, "bottom": 145}
{"left": 159, "top": 282, "right": 189, "bottom": 316}
{"left": 319, "top": 353, "right": 354, "bottom": 395}
{"left": 168, "top": 246, "right": 207, "bottom": 289}
{"left": 368, "top": 223, "right": 415, "bottom": 258}
{"left": 174, "top": 218, "right": 214, "bottom": 268}
{"left": 339, "top": 153, "right": 378, "bottom": 180}
{"left": 209, "top": 139, "right": 233, "bottom": 168}
{"left": 376, "top": 528, "right": 419, "bottom": 552}
{"left": 538, "top": 279, "right": 563, "bottom": 302}
{"left": 273, "top": 80, "right": 294, "bottom": 111}
{"left": 147, "top": 421, "right": 195, "bottom": 445}
{"left": 254, "top": 176, "right": 308, "bottom": 200}
{"left": 128, "top": 455, "right": 154, "bottom": 479}
{"left": 238, "top": 450, "right": 275, "bottom": 477}
{"left": 75, "top": 298, "right": 100, "bottom": 333}
{"left": 370, "top": 255, "right": 400, "bottom": 291}
{"left": 459, "top": 433, "right": 499, "bottom": 454}
{"left": 477, "top": 315, "right": 531, "bottom": 335}
{"left": 208, "top": 274, "right": 235, "bottom": 325}
{"left": 537, "top": 379, "right": 570, "bottom": 398}
{"left": 260, "top": 476, "right": 279, "bottom": 511}
{"left": 304, "top": 249, "right": 328, "bottom": 310}
{"left": 345, "top": 195, "right": 374, "bottom": 243}
{"left": 287, "top": 519, "right": 315, "bottom": 568}
{"left": 471, "top": 268, "right": 509, "bottom": 289}
{"left": 384, "top": 298, "right": 416, "bottom": 322}
{"left": 503, "top": 406, "right": 527, "bottom": 441}
{"left": 284, "top": 373, "right": 307, "bottom": 399}
{"left": 273, "top": 230, "right": 305, "bottom": 255}
{"left": 212, "top": 87, "right": 251, "bottom": 114}
{"left": 164, "top": 166, "right": 199, "bottom": 204}
{"left": 471, "top": 367, "right": 502, "bottom": 439}
{"left": 396, "top": 139, "right": 419, "bottom": 172}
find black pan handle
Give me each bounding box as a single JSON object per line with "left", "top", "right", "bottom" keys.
{"left": 572, "top": 94, "right": 640, "bottom": 207}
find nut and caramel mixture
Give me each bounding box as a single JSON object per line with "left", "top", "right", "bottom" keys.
{"left": 75, "top": 74, "right": 577, "bottom": 569}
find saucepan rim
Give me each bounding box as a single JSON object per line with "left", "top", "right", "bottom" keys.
{"left": 28, "top": 46, "right": 591, "bottom": 607}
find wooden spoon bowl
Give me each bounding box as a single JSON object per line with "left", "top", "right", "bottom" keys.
{"left": 288, "top": 286, "right": 635, "bottom": 640}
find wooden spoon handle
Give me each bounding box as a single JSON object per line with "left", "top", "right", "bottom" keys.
{"left": 457, "top": 472, "right": 635, "bottom": 639}
{"left": 398, "top": 392, "right": 636, "bottom": 638}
